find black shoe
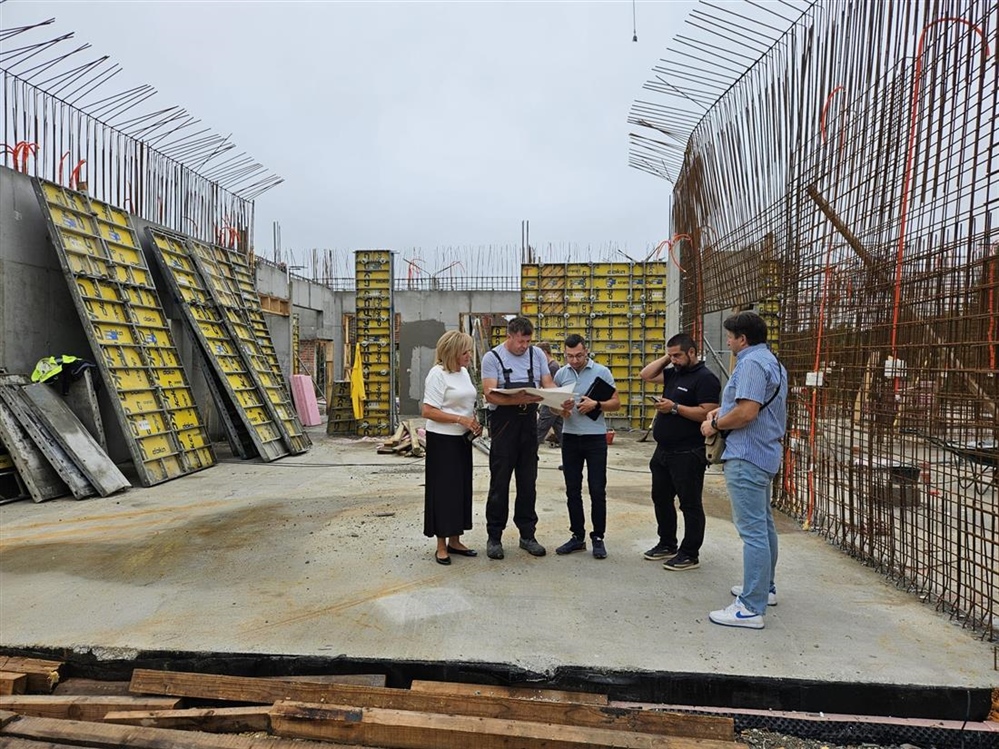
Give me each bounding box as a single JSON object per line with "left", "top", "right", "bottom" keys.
{"left": 435, "top": 553, "right": 451, "bottom": 566}
{"left": 447, "top": 546, "right": 478, "bottom": 557}
{"left": 643, "top": 543, "right": 678, "bottom": 561}
{"left": 662, "top": 551, "right": 700, "bottom": 571}
{"left": 519, "top": 537, "right": 547, "bottom": 556}
{"left": 486, "top": 539, "right": 504, "bottom": 560}
{"left": 555, "top": 536, "right": 586, "bottom": 555}
{"left": 591, "top": 537, "right": 607, "bottom": 559}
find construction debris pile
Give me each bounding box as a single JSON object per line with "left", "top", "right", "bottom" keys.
{"left": 0, "top": 656, "right": 739, "bottom": 748}
{"left": 376, "top": 421, "right": 425, "bottom": 458}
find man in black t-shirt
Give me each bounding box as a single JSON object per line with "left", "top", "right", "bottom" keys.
{"left": 639, "top": 333, "right": 721, "bottom": 571}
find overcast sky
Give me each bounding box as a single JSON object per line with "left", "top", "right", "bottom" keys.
{"left": 3, "top": 1, "right": 700, "bottom": 263}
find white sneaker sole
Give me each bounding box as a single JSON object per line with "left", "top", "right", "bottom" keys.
{"left": 709, "top": 610, "right": 765, "bottom": 629}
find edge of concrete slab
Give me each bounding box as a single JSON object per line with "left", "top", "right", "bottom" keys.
{"left": 1, "top": 645, "right": 992, "bottom": 723}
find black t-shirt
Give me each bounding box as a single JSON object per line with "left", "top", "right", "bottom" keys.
{"left": 652, "top": 361, "right": 722, "bottom": 450}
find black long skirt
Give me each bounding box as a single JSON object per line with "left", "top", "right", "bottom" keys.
{"left": 423, "top": 431, "right": 474, "bottom": 538}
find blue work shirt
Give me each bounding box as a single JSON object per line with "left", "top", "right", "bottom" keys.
{"left": 719, "top": 343, "right": 787, "bottom": 475}
{"left": 555, "top": 359, "right": 616, "bottom": 436}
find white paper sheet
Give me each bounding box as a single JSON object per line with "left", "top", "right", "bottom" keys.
{"left": 491, "top": 384, "right": 576, "bottom": 410}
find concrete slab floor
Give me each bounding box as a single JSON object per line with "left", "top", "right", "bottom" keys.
{"left": 1, "top": 427, "right": 995, "bottom": 699}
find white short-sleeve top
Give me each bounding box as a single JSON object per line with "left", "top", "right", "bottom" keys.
{"left": 423, "top": 365, "right": 477, "bottom": 436}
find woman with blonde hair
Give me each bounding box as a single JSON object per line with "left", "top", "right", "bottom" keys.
{"left": 421, "top": 330, "right": 482, "bottom": 565}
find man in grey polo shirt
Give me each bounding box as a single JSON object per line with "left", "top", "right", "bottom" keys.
{"left": 553, "top": 334, "right": 620, "bottom": 559}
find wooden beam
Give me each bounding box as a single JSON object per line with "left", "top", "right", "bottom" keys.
{"left": 0, "top": 695, "right": 181, "bottom": 722}
{"left": 104, "top": 706, "right": 270, "bottom": 734}
{"left": 409, "top": 679, "right": 608, "bottom": 705}
{"left": 0, "top": 673, "right": 27, "bottom": 696}
{"left": 52, "top": 679, "right": 131, "bottom": 696}
{"left": 270, "top": 701, "right": 738, "bottom": 749}
{"left": 128, "top": 670, "right": 731, "bottom": 740}
{"left": 130, "top": 669, "right": 381, "bottom": 703}
{"left": 262, "top": 674, "right": 386, "bottom": 687}
{"left": 0, "top": 714, "right": 352, "bottom": 749}
{"left": 0, "top": 659, "right": 61, "bottom": 695}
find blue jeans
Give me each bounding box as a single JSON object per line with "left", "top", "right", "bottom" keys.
{"left": 560, "top": 433, "right": 607, "bottom": 539}
{"left": 723, "top": 459, "right": 778, "bottom": 616}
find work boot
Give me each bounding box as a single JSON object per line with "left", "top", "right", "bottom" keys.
{"left": 486, "top": 538, "right": 504, "bottom": 560}
{"left": 518, "top": 537, "right": 547, "bottom": 556}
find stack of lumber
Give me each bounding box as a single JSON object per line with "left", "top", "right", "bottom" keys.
{"left": 0, "top": 375, "right": 129, "bottom": 502}
{"left": 0, "top": 660, "right": 740, "bottom": 748}
{"left": 376, "top": 420, "right": 425, "bottom": 458}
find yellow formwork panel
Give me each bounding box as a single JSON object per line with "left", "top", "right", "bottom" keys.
{"left": 150, "top": 228, "right": 296, "bottom": 461}
{"left": 566, "top": 264, "right": 591, "bottom": 278}
{"left": 35, "top": 179, "right": 218, "bottom": 487}
{"left": 190, "top": 236, "right": 310, "bottom": 454}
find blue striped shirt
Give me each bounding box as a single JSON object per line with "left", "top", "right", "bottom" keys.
{"left": 719, "top": 344, "right": 787, "bottom": 475}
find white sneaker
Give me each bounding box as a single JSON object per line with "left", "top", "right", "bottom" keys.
{"left": 709, "top": 599, "right": 765, "bottom": 629}
{"left": 731, "top": 585, "right": 777, "bottom": 606}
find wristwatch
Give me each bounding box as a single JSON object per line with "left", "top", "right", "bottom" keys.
{"left": 711, "top": 416, "right": 719, "bottom": 431}
{"left": 670, "top": 403, "right": 679, "bottom": 415}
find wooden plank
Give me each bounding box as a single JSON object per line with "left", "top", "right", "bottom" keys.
{"left": 0, "top": 713, "right": 353, "bottom": 748}
{"left": 0, "top": 695, "right": 181, "bottom": 722}
{"left": 270, "top": 701, "right": 738, "bottom": 749}
{"left": 261, "top": 674, "right": 386, "bottom": 687}
{"left": 0, "top": 738, "right": 88, "bottom": 748}
{"left": 0, "top": 673, "right": 27, "bottom": 695}
{"left": 128, "top": 671, "right": 730, "bottom": 740}
{"left": 20, "top": 384, "right": 130, "bottom": 497}
{"left": 130, "top": 669, "right": 382, "bottom": 703}
{"left": 0, "top": 388, "right": 95, "bottom": 499}
{"left": 0, "top": 398, "right": 69, "bottom": 502}
{"left": 52, "top": 679, "right": 131, "bottom": 696}
{"left": 0, "top": 659, "right": 62, "bottom": 695}
{"left": 104, "top": 706, "right": 270, "bottom": 734}
{"left": 409, "top": 679, "right": 609, "bottom": 704}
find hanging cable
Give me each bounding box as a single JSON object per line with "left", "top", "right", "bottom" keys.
{"left": 632, "top": 0, "right": 638, "bottom": 42}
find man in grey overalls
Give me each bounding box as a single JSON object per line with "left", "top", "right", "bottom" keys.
{"left": 481, "top": 316, "right": 556, "bottom": 559}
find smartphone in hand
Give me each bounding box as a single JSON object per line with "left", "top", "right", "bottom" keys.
{"left": 647, "top": 396, "right": 663, "bottom": 405}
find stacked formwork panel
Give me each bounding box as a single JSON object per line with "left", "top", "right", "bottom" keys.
{"left": 146, "top": 229, "right": 309, "bottom": 460}
{"left": 32, "top": 180, "right": 216, "bottom": 486}
{"left": 522, "top": 262, "right": 670, "bottom": 428}
{"left": 354, "top": 250, "right": 395, "bottom": 436}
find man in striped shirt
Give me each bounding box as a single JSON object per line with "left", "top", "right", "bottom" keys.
{"left": 701, "top": 311, "right": 787, "bottom": 629}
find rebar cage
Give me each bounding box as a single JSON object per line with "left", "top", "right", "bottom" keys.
{"left": 668, "top": 0, "right": 997, "bottom": 640}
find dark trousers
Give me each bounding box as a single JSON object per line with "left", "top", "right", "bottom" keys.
{"left": 536, "top": 406, "right": 563, "bottom": 445}
{"left": 486, "top": 405, "right": 539, "bottom": 540}
{"left": 649, "top": 445, "right": 707, "bottom": 557}
{"left": 561, "top": 433, "right": 608, "bottom": 539}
